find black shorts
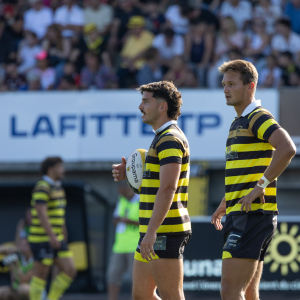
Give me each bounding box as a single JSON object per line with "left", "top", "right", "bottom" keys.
{"left": 30, "top": 240, "right": 73, "bottom": 266}
{"left": 223, "top": 213, "right": 277, "bottom": 261}
{"left": 134, "top": 233, "right": 191, "bottom": 263}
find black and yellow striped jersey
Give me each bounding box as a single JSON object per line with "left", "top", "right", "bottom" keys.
{"left": 28, "top": 179, "right": 66, "bottom": 243}
{"left": 225, "top": 106, "right": 281, "bottom": 216}
{"left": 139, "top": 123, "right": 191, "bottom": 236}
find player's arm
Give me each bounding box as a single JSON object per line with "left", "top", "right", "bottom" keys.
{"left": 35, "top": 204, "right": 60, "bottom": 249}
{"left": 211, "top": 196, "right": 226, "bottom": 231}
{"left": 140, "top": 162, "right": 181, "bottom": 261}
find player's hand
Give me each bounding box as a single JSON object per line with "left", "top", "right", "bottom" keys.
{"left": 49, "top": 235, "right": 61, "bottom": 249}
{"left": 140, "top": 232, "right": 156, "bottom": 262}
{"left": 211, "top": 200, "right": 226, "bottom": 231}
{"left": 238, "top": 185, "right": 265, "bottom": 213}
{"left": 112, "top": 157, "right": 126, "bottom": 182}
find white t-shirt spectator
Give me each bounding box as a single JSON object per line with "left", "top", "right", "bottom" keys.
{"left": 220, "top": 0, "right": 252, "bottom": 30}
{"left": 24, "top": 7, "right": 53, "bottom": 39}
{"left": 271, "top": 32, "right": 300, "bottom": 57}
{"left": 165, "top": 5, "right": 189, "bottom": 35}
{"left": 18, "top": 44, "right": 42, "bottom": 74}
{"left": 54, "top": 4, "right": 84, "bottom": 37}
{"left": 259, "top": 67, "right": 282, "bottom": 87}
{"left": 152, "top": 33, "right": 184, "bottom": 60}
{"left": 84, "top": 4, "right": 113, "bottom": 32}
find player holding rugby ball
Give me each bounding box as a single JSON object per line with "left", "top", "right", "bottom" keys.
{"left": 112, "top": 81, "right": 191, "bottom": 300}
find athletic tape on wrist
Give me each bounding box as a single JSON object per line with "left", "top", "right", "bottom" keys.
{"left": 257, "top": 175, "right": 270, "bottom": 189}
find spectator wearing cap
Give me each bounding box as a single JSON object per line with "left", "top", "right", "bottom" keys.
{"left": 272, "top": 18, "right": 300, "bottom": 63}
{"left": 144, "top": 0, "right": 166, "bottom": 35}
{"left": 118, "top": 16, "right": 154, "bottom": 88}
{"left": 152, "top": 28, "right": 184, "bottom": 70}
{"left": 220, "top": 0, "right": 252, "bottom": 30}
{"left": 254, "top": 0, "right": 281, "bottom": 34}
{"left": 80, "top": 51, "right": 118, "bottom": 89}
{"left": 24, "top": 0, "right": 53, "bottom": 40}
{"left": 284, "top": 0, "right": 300, "bottom": 35}
{"left": 17, "top": 31, "right": 42, "bottom": 74}
{"left": 84, "top": 0, "right": 113, "bottom": 36}
{"left": 53, "top": 0, "right": 84, "bottom": 37}
{"left": 278, "top": 51, "right": 300, "bottom": 86}
{"left": 27, "top": 50, "right": 55, "bottom": 90}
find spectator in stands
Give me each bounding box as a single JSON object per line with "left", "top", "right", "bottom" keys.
{"left": 207, "top": 16, "right": 244, "bottom": 88}
{"left": 58, "top": 75, "right": 78, "bottom": 90}
{"left": 185, "top": 20, "right": 213, "bottom": 87}
{"left": 15, "top": 208, "right": 32, "bottom": 245}
{"left": 108, "top": 0, "right": 141, "bottom": 51}
{"left": 118, "top": 16, "right": 154, "bottom": 88}
{"left": 220, "top": 0, "right": 252, "bottom": 30}
{"left": 53, "top": 0, "right": 84, "bottom": 37}
{"left": 27, "top": 50, "right": 55, "bottom": 90}
{"left": 163, "top": 55, "right": 198, "bottom": 88}
{"left": 244, "top": 18, "right": 271, "bottom": 72}
{"left": 164, "top": 1, "right": 190, "bottom": 35}
{"left": 284, "top": 0, "right": 300, "bottom": 35}
{"left": 27, "top": 71, "right": 41, "bottom": 90}
{"left": 136, "top": 47, "right": 163, "bottom": 85}
{"left": 5, "top": 14, "right": 24, "bottom": 54}
{"left": 0, "top": 16, "right": 15, "bottom": 64}
{"left": 23, "top": 0, "right": 53, "bottom": 40}
{"left": 83, "top": 0, "right": 113, "bottom": 35}
{"left": 1, "top": 59, "right": 27, "bottom": 91}
{"left": 272, "top": 18, "right": 300, "bottom": 63}
{"left": 144, "top": 0, "right": 166, "bottom": 35}
{"left": 61, "top": 61, "right": 80, "bottom": 87}
{"left": 152, "top": 28, "right": 184, "bottom": 70}
{"left": 254, "top": 0, "right": 282, "bottom": 34}
{"left": 80, "top": 51, "right": 117, "bottom": 89}
{"left": 278, "top": 51, "right": 300, "bottom": 86}
{"left": 17, "top": 31, "right": 42, "bottom": 74}
{"left": 258, "top": 54, "right": 282, "bottom": 87}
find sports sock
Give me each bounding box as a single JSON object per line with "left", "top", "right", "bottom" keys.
{"left": 30, "top": 276, "right": 46, "bottom": 300}
{"left": 47, "top": 272, "right": 73, "bottom": 300}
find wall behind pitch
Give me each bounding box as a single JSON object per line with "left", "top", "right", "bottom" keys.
{"left": 0, "top": 90, "right": 278, "bottom": 162}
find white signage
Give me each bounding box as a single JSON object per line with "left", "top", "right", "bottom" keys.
{"left": 0, "top": 90, "right": 279, "bottom": 162}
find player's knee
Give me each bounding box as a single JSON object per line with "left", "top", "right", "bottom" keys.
{"left": 132, "top": 288, "right": 155, "bottom": 300}
{"left": 221, "top": 284, "right": 243, "bottom": 300}
{"left": 245, "top": 287, "right": 259, "bottom": 300}
{"left": 68, "top": 265, "right": 77, "bottom": 279}
{"left": 158, "top": 289, "right": 184, "bottom": 300}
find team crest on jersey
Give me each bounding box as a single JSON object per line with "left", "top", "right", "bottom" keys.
{"left": 226, "top": 146, "right": 238, "bottom": 160}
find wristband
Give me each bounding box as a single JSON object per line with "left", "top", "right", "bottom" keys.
{"left": 257, "top": 175, "right": 270, "bottom": 189}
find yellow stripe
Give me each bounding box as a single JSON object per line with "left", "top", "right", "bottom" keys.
{"left": 27, "top": 234, "right": 64, "bottom": 243}
{"left": 32, "top": 192, "right": 49, "bottom": 201}
{"left": 48, "top": 199, "right": 67, "bottom": 207}
{"left": 139, "top": 207, "right": 189, "bottom": 218}
{"left": 226, "top": 158, "right": 272, "bottom": 170}
{"left": 178, "top": 178, "right": 189, "bottom": 186}
{"left": 229, "top": 143, "right": 274, "bottom": 152}
{"left": 139, "top": 222, "right": 191, "bottom": 234}
{"left": 226, "top": 203, "right": 277, "bottom": 214}
{"left": 222, "top": 251, "right": 232, "bottom": 259}
{"left": 41, "top": 258, "right": 53, "bottom": 266}
{"left": 226, "top": 187, "right": 276, "bottom": 201}
{"left": 248, "top": 108, "right": 268, "bottom": 119}
{"left": 158, "top": 149, "right": 183, "bottom": 160}
{"left": 50, "top": 191, "right": 65, "bottom": 198}
{"left": 181, "top": 163, "right": 189, "bottom": 172}
{"left": 257, "top": 119, "right": 278, "bottom": 140}
{"left": 47, "top": 209, "right": 65, "bottom": 216}
{"left": 225, "top": 173, "right": 264, "bottom": 185}
{"left": 31, "top": 218, "right": 65, "bottom": 225}
{"left": 140, "top": 193, "right": 188, "bottom": 203}
{"left": 57, "top": 250, "right": 73, "bottom": 258}
{"left": 134, "top": 251, "right": 159, "bottom": 263}
{"left": 29, "top": 226, "right": 63, "bottom": 234}
{"left": 145, "top": 163, "right": 160, "bottom": 172}
{"left": 142, "top": 179, "right": 160, "bottom": 188}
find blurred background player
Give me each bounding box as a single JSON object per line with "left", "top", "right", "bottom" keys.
{"left": 107, "top": 180, "right": 139, "bottom": 300}
{"left": 28, "top": 157, "right": 77, "bottom": 300}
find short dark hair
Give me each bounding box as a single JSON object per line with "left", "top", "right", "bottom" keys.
{"left": 40, "top": 157, "right": 63, "bottom": 175}
{"left": 165, "top": 28, "right": 174, "bottom": 38}
{"left": 280, "top": 51, "right": 293, "bottom": 60}
{"left": 143, "top": 47, "right": 158, "bottom": 60}
{"left": 277, "top": 18, "right": 291, "bottom": 28}
{"left": 137, "top": 81, "right": 182, "bottom": 120}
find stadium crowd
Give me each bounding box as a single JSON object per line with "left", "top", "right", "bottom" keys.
{"left": 0, "top": 0, "right": 300, "bottom": 91}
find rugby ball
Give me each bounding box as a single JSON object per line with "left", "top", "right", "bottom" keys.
{"left": 126, "top": 149, "right": 148, "bottom": 194}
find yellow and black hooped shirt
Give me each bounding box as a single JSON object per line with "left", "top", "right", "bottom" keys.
{"left": 28, "top": 176, "right": 66, "bottom": 243}
{"left": 225, "top": 101, "right": 281, "bottom": 216}
{"left": 139, "top": 121, "right": 191, "bottom": 236}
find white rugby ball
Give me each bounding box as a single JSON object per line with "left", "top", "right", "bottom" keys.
{"left": 126, "top": 149, "right": 148, "bottom": 194}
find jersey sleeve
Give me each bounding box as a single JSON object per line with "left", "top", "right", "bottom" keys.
{"left": 156, "top": 135, "right": 185, "bottom": 166}
{"left": 249, "top": 109, "right": 281, "bottom": 141}
{"left": 32, "top": 182, "right": 50, "bottom": 204}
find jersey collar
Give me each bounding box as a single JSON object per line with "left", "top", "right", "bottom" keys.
{"left": 241, "top": 99, "right": 261, "bottom": 117}
{"left": 42, "top": 175, "right": 61, "bottom": 187}
{"left": 154, "top": 120, "right": 177, "bottom": 135}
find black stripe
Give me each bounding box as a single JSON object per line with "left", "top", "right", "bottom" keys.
{"left": 176, "top": 186, "right": 188, "bottom": 194}
{"left": 251, "top": 114, "right": 271, "bottom": 136}
{"left": 157, "top": 140, "right": 185, "bottom": 153}
{"left": 139, "top": 215, "right": 190, "bottom": 226}
{"left": 226, "top": 195, "right": 277, "bottom": 208}
{"left": 139, "top": 201, "right": 188, "bottom": 210}
{"left": 33, "top": 190, "right": 49, "bottom": 195}
{"left": 182, "top": 156, "right": 189, "bottom": 164}
{"left": 47, "top": 206, "right": 66, "bottom": 210}
{"left": 160, "top": 156, "right": 182, "bottom": 166}
{"left": 226, "top": 136, "right": 268, "bottom": 146}
{"left": 227, "top": 209, "right": 278, "bottom": 216}
{"left": 225, "top": 180, "right": 277, "bottom": 193}
{"left": 147, "top": 155, "right": 159, "bottom": 164}
{"left": 263, "top": 124, "right": 280, "bottom": 141}
{"left": 144, "top": 171, "right": 159, "bottom": 180}
{"left": 226, "top": 166, "right": 268, "bottom": 177}
{"left": 227, "top": 150, "right": 274, "bottom": 161}
{"left": 48, "top": 197, "right": 66, "bottom": 201}
{"left": 179, "top": 171, "right": 188, "bottom": 179}
{"left": 247, "top": 107, "right": 262, "bottom": 122}
{"left": 140, "top": 187, "right": 158, "bottom": 195}
{"left": 35, "top": 200, "right": 47, "bottom": 204}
